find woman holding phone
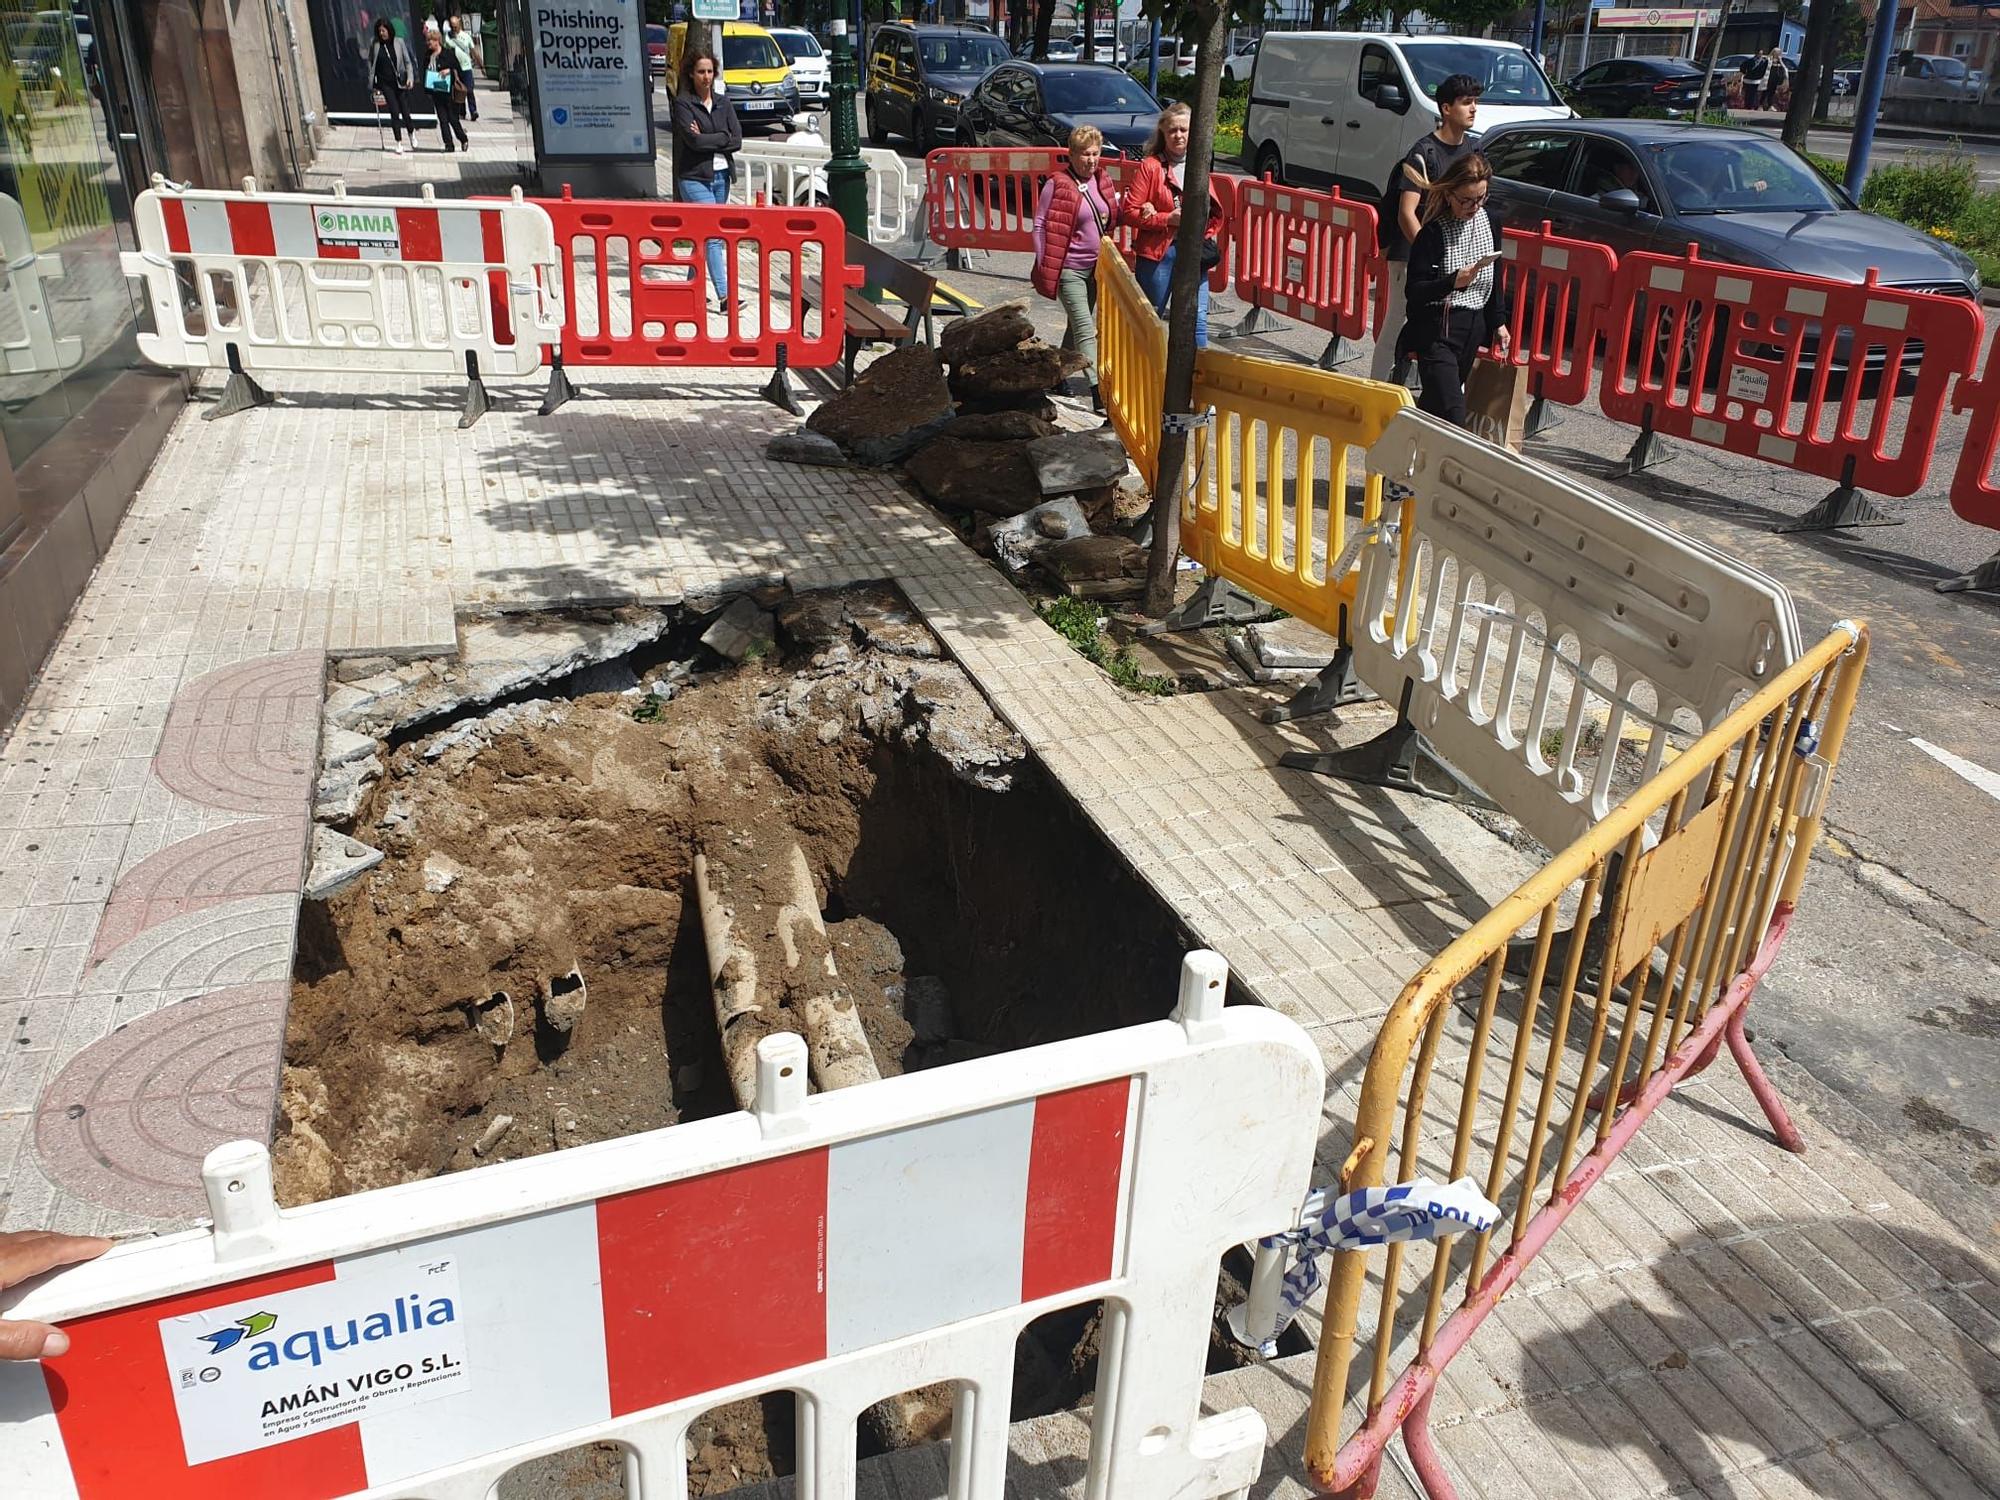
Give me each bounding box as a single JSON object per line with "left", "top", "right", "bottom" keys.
{"left": 1398, "top": 152, "right": 1511, "bottom": 429}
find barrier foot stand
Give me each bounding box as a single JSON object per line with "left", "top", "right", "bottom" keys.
{"left": 1220, "top": 303, "right": 1278, "bottom": 342}
{"left": 1138, "top": 575, "right": 1272, "bottom": 636}
{"left": 204, "top": 346, "right": 274, "bottom": 422}
{"left": 1936, "top": 546, "right": 2000, "bottom": 595}
{"left": 459, "top": 352, "right": 490, "bottom": 430}
{"left": 1315, "top": 335, "right": 1353, "bottom": 372}
{"left": 1524, "top": 391, "right": 1555, "bottom": 440}
{"left": 761, "top": 342, "right": 805, "bottom": 417}
{"left": 1779, "top": 475, "right": 1902, "bottom": 533}
{"left": 1277, "top": 680, "right": 1497, "bottom": 811}
{"left": 539, "top": 356, "right": 578, "bottom": 417}
{"left": 1610, "top": 415, "right": 1665, "bottom": 478}
{"left": 1261, "top": 607, "right": 1374, "bottom": 724}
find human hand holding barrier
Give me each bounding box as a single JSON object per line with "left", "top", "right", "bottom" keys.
{"left": 0, "top": 1229, "right": 110, "bottom": 1359}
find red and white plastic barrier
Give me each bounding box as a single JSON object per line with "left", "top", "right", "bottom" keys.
{"left": 122, "top": 177, "right": 562, "bottom": 424}
{"left": 1494, "top": 220, "right": 1617, "bottom": 412}
{"left": 1599, "top": 249, "right": 1984, "bottom": 528}
{"left": 2, "top": 952, "right": 1322, "bottom": 1500}
{"left": 1223, "top": 178, "right": 1382, "bottom": 346}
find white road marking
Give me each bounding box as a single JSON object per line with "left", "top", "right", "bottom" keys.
{"left": 1909, "top": 737, "right": 2000, "bottom": 804}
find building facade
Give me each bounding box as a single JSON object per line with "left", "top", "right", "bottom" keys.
{"left": 0, "top": 0, "right": 325, "bottom": 726}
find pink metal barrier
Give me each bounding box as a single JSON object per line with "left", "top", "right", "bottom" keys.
{"left": 1493, "top": 220, "right": 1618, "bottom": 427}
{"left": 1598, "top": 247, "right": 1984, "bottom": 530}
{"left": 1943, "top": 320, "right": 2000, "bottom": 593}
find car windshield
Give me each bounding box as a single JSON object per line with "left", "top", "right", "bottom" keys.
{"left": 1652, "top": 139, "right": 1844, "bottom": 214}
{"left": 723, "top": 32, "right": 785, "bottom": 70}
{"left": 1043, "top": 71, "right": 1157, "bottom": 112}
{"left": 921, "top": 36, "right": 1010, "bottom": 71}
{"left": 773, "top": 31, "right": 821, "bottom": 59}
{"left": 1401, "top": 42, "right": 1557, "bottom": 104}
{"left": 1934, "top": 57, "right": 1968, "bottom": 78}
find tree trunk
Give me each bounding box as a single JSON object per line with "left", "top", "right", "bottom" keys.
{"left": 1142, "top": 2, "right": 1227, "bottom": 620}
{"left": 1032, "top": 0, "right": 1054, "bottom": 60}
{"left": 1696, "top": 0, "right": 1734, "bottom": 120}
{"left": 1082, "top": 0, "right": 1095, "bottom": 61}
{"left": 1310, "top": 0, "right": 1330, "bottom": 26}
{"left": 1784, "top": 0, "right": 1835, "bottom": 148}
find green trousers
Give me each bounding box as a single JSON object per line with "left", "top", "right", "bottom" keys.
{"left": 1057, "top": 268, "right": 1099, "bottom": 385}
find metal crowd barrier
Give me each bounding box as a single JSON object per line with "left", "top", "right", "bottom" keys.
{"left": 730, "top": 139, "right": 917, "bottom": 249}
{"left": 1288, "top": 410, "right": 1805, "bottom": 856}
{"left": 2, "top": 953, "right": 1322, "bottom": 1500}
{"left": 122, "top": 177, "right": 563, "bottom": 427}
{"left": 1291, "top": 618, "right": 1867, "bottom": 1495}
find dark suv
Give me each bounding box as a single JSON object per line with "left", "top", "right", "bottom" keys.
{"left": 866, "top": 23, "right": 1012, "bottom": 151}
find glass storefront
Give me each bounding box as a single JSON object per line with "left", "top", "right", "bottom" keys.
{"left": 306, "top": 0, "right": 520, "bottom": 120}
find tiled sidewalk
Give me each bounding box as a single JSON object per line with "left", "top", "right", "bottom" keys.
{"left": 0, "top": 134, "right": 1991, "bottom": 1496}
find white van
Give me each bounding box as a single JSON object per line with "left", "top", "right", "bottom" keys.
{"left": 1243, "top": 33, "right": 1572, "bottom": 202}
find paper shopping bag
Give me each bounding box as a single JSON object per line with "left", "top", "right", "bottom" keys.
{"left": 1464, "top": 355, "right": 1530, "bottom": 453}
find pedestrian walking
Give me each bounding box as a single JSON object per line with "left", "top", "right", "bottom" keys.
{"left": 1373, "top": 72, "right": 1482, "bottom": 386}
{"left": 423, "top": 29, "right": 469, "bottom": 151}
{"left": 672, "top": 47, "right": 743, "bottom": 312}
{"left": 370, "top": 18, "right": 417, "bottom": 154}
{"left": 1742, "top": 49, "right": 1770, "bottom": 109}
{"left": 1398, "top": 152, "right": 1512, "bottom": 430}
{"left": 1763, "top": 47, "right": 1789, "bottom": 111}
{"left": 446, "top": 15, "right": 479, "bottom": 121}
{"left": 1121, "top": 102, "right": 1223, "bottom": 348}
{"left": 1031, "top": 125, "right": 1122, "bottom": 411}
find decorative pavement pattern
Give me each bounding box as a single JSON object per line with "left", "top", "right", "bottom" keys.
{"left": 0, "top": 129, "right": 1990, "bottom": 1497}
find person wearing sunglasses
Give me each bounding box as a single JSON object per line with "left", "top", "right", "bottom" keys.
{"left": 1397, "top": 151, "right": 1512, "bottom": 429}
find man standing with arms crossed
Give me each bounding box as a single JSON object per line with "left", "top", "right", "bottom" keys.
{"left": 1370, "top": 73, "right": 1484, "bottom": 387}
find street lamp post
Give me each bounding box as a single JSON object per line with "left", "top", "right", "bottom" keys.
{"left": 826, "top": 17, "right": 869, "bottom": 240}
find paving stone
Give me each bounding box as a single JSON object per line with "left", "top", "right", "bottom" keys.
{"left": 305, "top": 826, "right": 384, "bottom": 901}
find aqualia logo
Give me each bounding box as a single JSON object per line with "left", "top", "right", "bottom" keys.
{"left": 195, "top": 1292, "right": 457, "bottom": 1370}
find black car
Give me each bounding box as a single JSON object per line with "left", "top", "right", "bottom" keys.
{"left": 1480, "top": 120, "right": 1979, "bottom": 382}
{"left": 1564, "top": 55, "right": 1727, "bottom": 117}
{"left": 865, "top": 22, "right": 1014, "bottom": 151}
{"left": 956, "top": 61, "right": 1161, "bottom": 156}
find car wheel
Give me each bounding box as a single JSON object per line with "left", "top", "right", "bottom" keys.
{"left": 866, "top": 98, "right": 887, "bottom": 146}
{"left": 914, "top": 109, "right": 934, "bottom": 154}
{"left": 1254, "top": 143, "right": 1284, "bottom": 184}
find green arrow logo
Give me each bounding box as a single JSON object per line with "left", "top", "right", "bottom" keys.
{"left": 239, "top": 1311, "right": 277, "bottom": 1337}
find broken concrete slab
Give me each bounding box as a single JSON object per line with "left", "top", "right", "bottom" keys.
{"left": 939, "top": 300, "right": 1034, "bottom": 365}
{"left": 989, "top": 498, "right": 1092, "bottom": 575}
{"left": 902, "top": 663, "right": 1027, "bottom": 792}
{"left": 904, "top": 435, "right": 1044, "bottom": 516}
{"left": 949, "top": 344, "right": 1083, "bottom": 403}
{"left": 305, "top": 826, "right": 384, "bottom": 901}
{"left": 1025, "top": 428, "right": 1131, "bottom": 496}
{"left": 422, "top": 853, "right": 463, "bottom": 894}
{"left": 315, "top": 752, "right": 383, "bottom": 825}
{"left": 701, "top": 596, "right": 777, "bottom": 663}
{"left": 320, "top": 726, "right": 378, "bottom": 769}
{"left": 805, "top": 344, "right": 955, "bottom": 466}
{"left": 766, "top": 428, "right": 849, "bottom": 467}
{"left": 1225, "top": 632, "right": 1320, "bottom": 687}
{"left": 1245, "top": 617, "right": 1339, "bottom": 670}
{"left": 849, "top": 599, "right": 942, "bottom": 660}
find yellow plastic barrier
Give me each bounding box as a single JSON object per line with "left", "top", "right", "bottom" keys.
{"left": 1185, "top": 346, "right": 1411, "bottom": 634}
{"left": 1299, "top": 621, "right": 1869, "bottom": 1495}
{"left": 1096, "top": 241, "right": 1166, "bottom": 487}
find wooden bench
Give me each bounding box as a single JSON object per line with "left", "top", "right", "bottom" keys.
{"left": 805, "top": 234, "right": 939, "bottom": 387}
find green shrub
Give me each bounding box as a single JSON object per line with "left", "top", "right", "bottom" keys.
{"left": 1859, "top": 150, "right": 1978, "bottom": 229}
{"left": 1803, "top": 150, "right": 1846, "bottom": 186}
{"left": 1036, "top": 597, "right": 1177, "bottom": 696}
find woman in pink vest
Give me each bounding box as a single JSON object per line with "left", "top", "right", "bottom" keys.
{"left": 1032, "top": 125, "right": 1122, "bottom": 412}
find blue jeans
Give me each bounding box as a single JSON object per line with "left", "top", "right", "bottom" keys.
{"left": 1137, "top": 243, "right": 1208, "bottom": 348}
{"left": 676, "top": 170, "right": 730, "bottom": 301}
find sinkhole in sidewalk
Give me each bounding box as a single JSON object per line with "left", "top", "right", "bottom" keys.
{"left": 280, "top": 584, "right": 1307, "bottom": 1496}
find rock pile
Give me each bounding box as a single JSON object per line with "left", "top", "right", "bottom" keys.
{"left": 778, "top": 303, "right": 1156, "bottom": 599}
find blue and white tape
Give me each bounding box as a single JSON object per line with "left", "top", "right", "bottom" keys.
{"left": 1251, "top": 1177, "right": 1503, "bottom": 1342}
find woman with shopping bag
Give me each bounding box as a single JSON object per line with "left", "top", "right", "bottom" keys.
{"left": 1031, "top": 125, "right": 1122, "bottom": 412}
{"left": 423, "top": 30, "right": 470, "bottom": 152}
{"left": 1398, "top": 152, "right": 1513, "bottom": 432}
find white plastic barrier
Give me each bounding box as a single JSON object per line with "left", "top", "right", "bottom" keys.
{"left": 0, "top": 193, "right": 81, "bottom": 376}
{"left": 1342, "top": 409, "right": 1803, "bottom": 855}
{"left": 121, "top": 177, "right": 563, "bottom": 423}
{"left": 1, "top": 951, "right": 1321, "bottom": 1500}
{"left": 731, "top": 139, "right": 918, "bottom": 248}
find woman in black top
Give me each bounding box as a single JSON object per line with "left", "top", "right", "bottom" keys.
{"left": 370, "top": 19, "right": 417, "bottom": 155}
{"left": 1398, "top": 151, "right": 1513, "bottom": 431}
{"left": 671, "top": 48, "right": 743, "bottom": 310}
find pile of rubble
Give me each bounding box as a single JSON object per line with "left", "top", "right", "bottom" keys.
{"left": 771, "top": 303, "right": 1156, "bottom": 600}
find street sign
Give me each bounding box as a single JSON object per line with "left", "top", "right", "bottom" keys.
{"left": 1594, "top": 7, "right": 1722, "bottom": 26}
{"left": 691, "top": 0, "right": 734, "bottom": 18}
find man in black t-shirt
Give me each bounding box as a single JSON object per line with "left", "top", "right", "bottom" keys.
{"left": 1370, "top": 72, "right": 1483, "bottom": 386}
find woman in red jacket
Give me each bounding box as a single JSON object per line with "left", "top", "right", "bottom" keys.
{"left": 1120, "top": 102, "right": 1224, "bottom": 347}
{"left": 1032, "top": 125, "right": 1122, "bottom": 411}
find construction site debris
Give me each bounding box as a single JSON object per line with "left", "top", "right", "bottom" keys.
{"left": 304, "top": 827, "right": 384, "bottom": 901}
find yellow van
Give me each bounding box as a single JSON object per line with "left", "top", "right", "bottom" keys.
{"left": 666, "top": 20, "right": 802, "bottom": 130}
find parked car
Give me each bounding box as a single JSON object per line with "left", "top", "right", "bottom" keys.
{"left": 1564, "top": 55, "right": 1727, "bottom": 117}
{"left": 1479, "top": 119, "right": 1979, "bottom": 381}
{"left": 1135, "top": 35, "right": 1195, "bottom": 76}
{"left": 1243, "top": 33, "right": 1570, "bottom": 196}
{"left": 645, "top": 24, "right": 668, "bottom": 80}
{"left": 1223, "top": 38, "right": 1257, "bottom": 82}
{"left": 956, "top": 60, "right": 1160, "bottom": 156}
{"left": 1713, "top": 51, "right": 1754, "bottom": 79}
{"left": 1089, "top": 31, "right": 1126, "bottom": 66}
{"left": 866, "top": 22, "right": 1012, "bottom": 151}
{"left": 668, "top": 21, "right": 802, "bottom": 132}
{"left": 1042, "top": 37, "right": 1079, "bottom": 61}
{"left": 1885, "top": 52, "right": 1983, "bottom": 103}
{"left": 769, "top": 26, "right": 829, "bottom": 110}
